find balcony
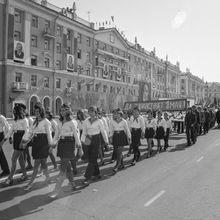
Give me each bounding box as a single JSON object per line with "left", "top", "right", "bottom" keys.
{"left": 96, "top": 49, "right": 129, "bottom": 62}
{"left": 43, "top": 27, "right": 55, "bottom": 39}
{"left": 12, "top": 82, "right": 29, "bottom": 92}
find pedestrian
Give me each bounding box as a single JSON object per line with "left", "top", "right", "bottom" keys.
{"left": 49, "top": 104, "right": 82, "bottom": 199}
{"left": 163, "top": 112, "right": 172, "bottom": 151}
{"left": 109, "top": 108, "right": 131, "bottom": 173}
{"left": 203, "top": 108, "right": 210, "bottom": 134}
{"left": 1, "top": 104, "right": 29, "bottom": 186}
{"left": 45, "top": 110, "right": 58, "bottom": 171}
{"left": 155, "top": 111, "right": 166, "bottom": 153}
{"left": 81, "top": 106, "right": 108, "bottom": 186}
{"left": 23, "top": 111, "right": 33, "bottom": 170}
{"left": 192, "top": 105, "right": 199, "bottom": 141}
{"left": 185, "top": 107, "right": 196, "bottom": 146}
{"left": 0, "top": 113, "right": 10, "bottom": 177}
{"left": 144, "top": 110, "right": 156, "bottom": 158}
{"left": 215, "top": 107, "right": 220, "bottom": 128}
{"left": 24, "top": 102, "right": 52, "bottom": 191}
{"left": 128, "top": 106, "right": 145, "bottom": 165}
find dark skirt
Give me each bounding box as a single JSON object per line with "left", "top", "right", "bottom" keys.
{"left": 32, "top": 134, "right": 49, "bottom": 159}
{"left": 13, "top": 130, "right": 25, "bottom": 151}
{"left": 155, "top": 126, "right": 165, "bottom": 139}
{"left": 57, "top": 137, "right": 75, "bottom": 159}
{"left": 145, "top": 128, "right": 155, "bottom": 139}
{"left": 131, "top": 128, "right": 141, "bottom": 147}
{"left": 112, "top": 130, "right": 128, "bottom": 147}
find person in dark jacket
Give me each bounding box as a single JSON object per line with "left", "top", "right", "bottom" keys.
{"left": 215, "top": 107, "right": 220, "bottom": 128}
{"left": 185, "top": 107, "right": 197, "bottom": 146}
{"left": 203, "top": 108, "right": 210, "bottom": 134}
{"left": 192, "top": 105, "right": 200, "bottom": 139}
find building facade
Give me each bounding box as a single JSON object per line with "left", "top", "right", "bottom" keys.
{"left": 204, "top": 82, "right": 220, "bottom": 105}
{"left": 0, "top": 0, "right": 206, "bottom": 117}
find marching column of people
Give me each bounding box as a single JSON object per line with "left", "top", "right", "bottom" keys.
{"left": 0, "top": 104, "right": 218, "bottom": 199}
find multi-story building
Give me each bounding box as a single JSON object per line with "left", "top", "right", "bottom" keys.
{"left": 204, "top": 82, "right": 220, "bottom": 105}
{"left": 180, "top": 69, "right": 205, "bottom": 104}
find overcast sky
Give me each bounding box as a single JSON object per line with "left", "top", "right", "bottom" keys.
{"left": 50, "top": 0, "right": 220, "bottom": 82}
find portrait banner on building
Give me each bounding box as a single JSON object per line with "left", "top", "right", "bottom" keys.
{"left": 67, "top": 54, "right": 74, "bottom": 71}
{"left": 14, "top": 40, "right": 25, "bottom": 63}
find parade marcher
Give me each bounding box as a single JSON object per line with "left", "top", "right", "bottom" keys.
{"left": 200, "top": 108, "right": 205, "bottom": 135}
{"left": 192, "top": 105, "right": 199, "bottom": 140}
{"left": 81, "top": 106, "right": 108, "bottom": 186}
{"left": 0, "top": 113, "right": 10, "bottom": 177}
{"left": 124, "top": 109, "right": 133, "bottom": 157}
{"left": 1, "top": 104, "right": 29, "bottom": 186}
{"left": 129, "top": 106, "right": 145, "bottom": 165}
{"left": 45, "top": 110, "right": 58, "bottom": 171}
{"left": 23, "top": 112, "right": 33, "bottom": 170}
{"left": 155, "top": 111, "right": 166, "bottom": 153}
{"left": 203, "top": 108, "right": 210, "bottom": 134}
{"left": 49, "top": 104, "right": 82, "bottom": 199}
{"left": 185, "top": 107, "right": 197, "bottom": 146}
{"left": 109, "top": 108, "right": 131, "bottom": 173}
{"left": 24, "top": 103, "right": 52, "bottom": 190}
{"left": 163, "top": 112, "right": 172, "bottom": 151}
{"left": 144, "top": 110, "right": 156, "bottom": 158}
{"left": 215, "top": 107, "right": 220, "bottom": 128}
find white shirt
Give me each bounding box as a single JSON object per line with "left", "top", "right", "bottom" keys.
{"left": 50, "top": 119, "right": 58, "bottom": 134}
{"left": 0, "top": 114, "right": 10, "bottom": 135}
{"left": 109, "top": 118, "right": 131, "bottom": 139}
{"left": 145, "top": 117, "right": 157, "bottom": 130}
{"left": 5, "top": 118, "right": 29, "bottom": 139}
{"left": 81, "top": 118, "right": 108, "bottom": 144}
{"left": 128, "top": 115, "right": 145, "bottom": 132}
{"left": 53, "top": 119, "right": 80, "bottom": 145}
{"left": 156, "top": 118, "right": 166, "bottom": 129}
{"left": 164, "top": 119, "right": 172, "bottom": 130}
{"left": 77, "top": 119, "right": 84, "bottom": 131}
{"left": 100, "top": 117, "right": 110, "bottom": 136}
{"left": 24, "top": 118, "right": 52, "bottom": 145}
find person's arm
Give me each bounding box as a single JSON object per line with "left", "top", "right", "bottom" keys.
{"left": 71, "top": 121, "right": 81, "bottom": 148}
{"left": 81, "top": 120, "right": 87, "bottom": 143}
{"left": 1, "top": 116, "right": 10, "bottom": 135}
{"left": 124, "top": 120, "right": 131, "bottom": 142}
{"left": 45, "top": 120, "right": 52, "bottom": 145}
{"left": 99, "top": 120, "right": 108, "bottom": 144}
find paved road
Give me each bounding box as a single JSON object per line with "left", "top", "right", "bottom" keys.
{"left": 0, "top": 130, "right": 220, "bottom": 220}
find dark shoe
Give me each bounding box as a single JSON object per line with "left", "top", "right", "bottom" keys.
{"left": 82, "top": 179, "right": 90, "bottom": 186}
{"left": 26, "top": 165, "right": 33, "bottom": 170}
{"left": 24, "top": 184, "right": 33, "bottom": 191}
{"left": 0, "top": 171, "right": 10, "bottom": 178}
{"left": 99, "top": 161, "right": 105, "bottom": 166}
{"left": 131, "top": 161, "right": 136, "bottom": 166}
{"left": 113, "top": 167, "right": 118, "bottom": 173}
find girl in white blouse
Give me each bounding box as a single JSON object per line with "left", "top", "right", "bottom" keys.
{"left": 1, "top": 104, "right": 29, "bottom": 186}
{"left": 155, "top": 111, "right": 166, "bottom": 153}
{"left": 109, "top": 108, "right": 131, "bottom": 173}
{"left": 144, "top": 110, "right": 157, "bottom": 158}
{"left": 24, "top": 103, "right": 52, "bottom": 191}
{"left": 50, "top": 104, "right": 82, "bottom": 199}
{"left": 81, "top": 106, "right": 108, "bottom": 186}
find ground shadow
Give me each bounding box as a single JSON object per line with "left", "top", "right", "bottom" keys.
{"left": 168, "top": 143, "right": 189, "bottom": 152}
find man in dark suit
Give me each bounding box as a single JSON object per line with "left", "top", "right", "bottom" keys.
{"left": 15, "top": 42, "right": 24, "bottom": 59}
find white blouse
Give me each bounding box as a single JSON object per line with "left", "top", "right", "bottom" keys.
{"left": 50, "top": 119, "right": 58, "bottom": 133}
{"left": 156, "top": 118, "right": 166, "bottom": 128}
{"left": 128, "top": 115, "right": 145, "bottom": 132}
{"left": 0, "top": 115, "right": 10, "bottom": 135}
{"left": 109, "top": 118, "right": 131, "bottom": 139}
{"left": 5, "top": 118, "right": 29, "bottom": 139}
{"left": 164, "top": 119, "right": 172, "bottom": 130}
{"left": 145, "top": 118, "right": 157, "bottom": 130}
{"left": 77, "top": 120, "right": 84, "bottom": 131}
{"left": 81, "top": 118, "right": 108, "bottom": 144}
{"left": 53, "top": 119, "right": 80, "bottom": 146}
{"left": 24, "top": 118, "right": 52, "bottom": 145}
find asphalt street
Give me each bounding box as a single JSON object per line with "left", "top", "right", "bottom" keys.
{"left": 0, "top": 129, "right": 220, "bottom": 220}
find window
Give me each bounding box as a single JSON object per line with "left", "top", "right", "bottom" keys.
{"left": 15, "top": 72, "right": 22, "bottom": 82}
{"left": 86, "top": 37, "right": 91, "bottom": 46}
{"left": 56, "top": 60, "right": 61, "bottom": 70}
{"left": 57, "top": 25, "right": 61, "bottom": 36}
{"left": 14, "top": 9, "right": 21, "bottom": 23}
{"left": 31, "top": 35, "right": 37, "bottom": 47}
{"left": 66, "top": 47, "right": 71, "bottom": 54}
{"left": 44, "top": 77, "right": 49, "bottom": 88}
{"left": 95, "top": 40, "right": 99, "bottom": 48}
{"left": 110, "top": 34, "right": 115, "bottom": 43}
{"left": 86, "top": 51, "right": 90, "bottom": 61}
{"left": 77, "top": 49, "right": 81, "bottom": 59}
{"left": 14, "top": 31, "right": 21, "bottom": 41}
{"left": 78, "top": 83, "right": 81, "bottom": 91}
{"left": 116, "top": 49, "right": 119, "bottom": 54}
{"left": 77, "top": 33, "right": 82, "bottom": 43}
{"left": 86, "top": 84, "right": 90, "bottom": 91}
{"left": 103, "top": 85, "right": 107, "bottom": 93}
{"left": 56, "top": 43, "right": 61, "bottom": 53}
{"left": 67, "top": 30, "right": 71, "bottom": 40}
{"left": 110, "top": 46, "right": 114, "bottom": 53}
{"left": 95, "top": 84, "right": 99, "bottom": 92}
{"left": 31, "top": 75, "right": 37, "bottom": 87}
{"left": 31, "top": 55, "right": 37, "bottom": 66}
{"left": 95, "top": 56, "right": 99, "bottom": 66}
{"left": 45, "top": 20, "right": 50, "bottom": 30}
{"left": 103, "top": 44, "right": 106, "bottom": 50}
{"left": 32, "top": 15, "right": 38, "bottom": 28}
{"left": 44, "top": 58, "right": 50, "bottom": 68}
{"left": 67, "top": 80, "right": 71, "bottom": 88}
{"left": 44, "top": 40, "right": 50, "bottom": 50}
{"left": 56, "top": 78, "right": 61, "bottom": 89}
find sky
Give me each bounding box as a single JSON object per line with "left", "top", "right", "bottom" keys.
{"left": 49, "top": 0, "right": 220, "bottom": 82}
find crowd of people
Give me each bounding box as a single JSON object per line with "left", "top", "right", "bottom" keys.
{"left": 0, "top": 102, "right": 219, "bottom": 199}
